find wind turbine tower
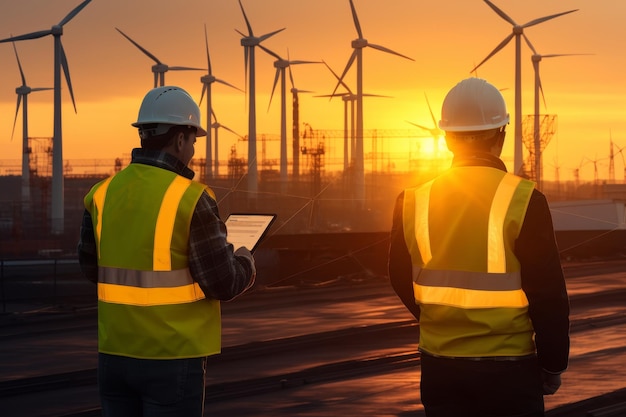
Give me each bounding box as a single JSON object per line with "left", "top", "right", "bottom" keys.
{"left": 236, "top": 0, "right": 285, "bottom": 196}
{"left": 528, "top": 47, "right": 589, "bottom": 188}
{"left": 11, "top": 42, "right": 53, "bottom": 210}
{"left": 321, "top": 61, "right": 388, "bottom": 173}
{"left": 199, "top": 24, "right": 243, "bottom": 182}
{"left": 471, "top": 0, "right": 577, "bottom": 176}
{"left": 0, "top": 0, "right": 92, "bottom": 235}
{"left": 406, "top": 93, "right": 444, "bottom": 160}
{"left": 334, "top": 0, "right": 413, "bottom": 205}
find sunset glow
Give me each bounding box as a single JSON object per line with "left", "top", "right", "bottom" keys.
{"left": 0, "top": 0, "right": 624, "bottom": 182}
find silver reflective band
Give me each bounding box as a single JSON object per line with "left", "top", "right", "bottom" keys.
{"left": 413, "top": 267, "right": 522, "bottom": 291}
{"left": 99, "top": 266, "right": 194, "bottom": 288}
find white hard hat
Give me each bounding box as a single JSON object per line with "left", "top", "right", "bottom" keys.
{"left": 132, "top": 86, "right": 207, "bottom": 137}
{"left": 438, "top": 78, "right": 509, "bottom": 132}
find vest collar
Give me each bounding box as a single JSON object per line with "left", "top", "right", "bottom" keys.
{"left": 451, "top": 152, "right": 507, "bottom": 172}
{"left": 131, "top": 148, "right": 195, "bottom": 179}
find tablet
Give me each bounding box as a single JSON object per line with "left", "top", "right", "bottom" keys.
{"left": 225, "top": 213, "right": 276, "bottom": 252}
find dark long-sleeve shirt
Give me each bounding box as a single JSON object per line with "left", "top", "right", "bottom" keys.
{"left": 78, "top": 148, "right": 255, "bottom": 301}
{"left": 388, "top": 152, "right": 570, "bottom": 373}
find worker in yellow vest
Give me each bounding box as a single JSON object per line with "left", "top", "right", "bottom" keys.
{"left": 78, "top": 86, "right": 256, "bottom": 417}
{"left": 388, "top": 78, "right": 569, "bottom": 417}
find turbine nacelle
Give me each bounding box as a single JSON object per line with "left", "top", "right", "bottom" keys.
{"left": 51, "top": 25, "right": 63, "bottom": 36}
{"left": 152, "top": 63, "right": 168, "bottom": 73}
{"left": 16, "top": 86, "right": 32, "bottom": 95}
{"left": 352, "top": 38, "right": 368, "bottom": 48}
{"left": 240, "top": 37, "right": 262, "bottom": 47}
{"left": 274, "top": 60, "right": 290, "bottom": 69}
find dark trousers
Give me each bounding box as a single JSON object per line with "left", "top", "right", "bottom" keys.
{"left": 98, "top": 353, "right": 207, "bottom": 417}
{"left": 420, "top": 353, "right": 545, "bottom": 417}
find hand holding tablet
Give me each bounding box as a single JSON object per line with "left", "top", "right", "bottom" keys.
{"left": 225, "top": 213, "right": 276, "bottom": 252}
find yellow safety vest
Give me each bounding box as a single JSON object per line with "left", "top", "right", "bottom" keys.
{"left": 403, "top": 166, "right": 536, "bottom": 358}
{"left": 84, "top": 163, "right": 221, "bottom": 359}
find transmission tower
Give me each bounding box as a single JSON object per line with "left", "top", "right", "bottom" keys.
{"left": 522, "top": 114, "right": 557, "bottom": 188}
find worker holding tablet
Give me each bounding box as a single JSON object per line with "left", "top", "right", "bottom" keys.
{"left": 78, "top": 86, "right": 256, "bottom": 417}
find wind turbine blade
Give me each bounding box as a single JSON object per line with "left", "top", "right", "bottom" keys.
{"left": 289, "top": 60, "right": 322, "bottom": 65}
{"left": 220, "top": 124, "right": 245, "bottom": 140}
{"left": 268, "top": 68, "right": 280, "bottom": 110}
{"left": 288, "top": 65, "right": 295, "bottom": 89}
{"left": 522, "top": 33, "right": 537, "bottom": 55}
{"left": 238, "top": 0, "right": 253, "bottom": 36}
{"left": 12, "top": 41, "right": 26, "bottom": 85}
{"left": 115, "top": 28, "right": 161, "bottom": 64}
{"left": 235, "top": 29, "right": 247, "bottom": 38}
{"left": 60, "top": 42, "right": 77, "bottom": 113}
{"left": 11, "top": 95, "right": 21, "bottom": 141}
{"left": 522, "top": 9, "right": 578, "bottom": 29}
{"left": 348, "top": 0, "right": 363, "bottom": 38}
{"left": 323, "top": 61, "right": 347, "bottom": 89}
{"left": 543, "top": 53, "right": 594, "bottom": 59}
{"left": 470, "top": 33, "right": 514, "bottom": 73}
{"left": 362, "top": 94, "right": 392, "bottom": 98}
{"left": 407, "top": 121, "right": 431, "bottom": 132}
{"left": 31, "top": 87, "right": 54, "bottom": 92}
{"left": 258, "top": 28, "right": 286, "bottom": 43}
{"left": 367, "top": 43, "right": 414, "bottom": 61}
{"left": 331, "top": 52, "right": 357, "bottom": 96}
{"left": 199, "top": 84, "right": 207, "bottom": 106}
{"left": 0, "top": 30, "right": 53, "bottom": 43}
{"left": 531, "top": 59, "right": 547, "bottom": 109}
{"left": 244, "top": 46, "right": 249, "bottom": 93}
{"left": 424, "top": 93, "right": 438, "bottom": 127}
{"left": 204, "top": 24, "right": 212, "bottom": 74}
{"left": 215, "top": 79, "right": 244, "bottom": 93}
{"left": 483, "top": 0, "right": 517, "bottom": 26}
{"left": 59, "top": 0, "right": 92, "bottom": 26}
{"left": 168, "top": 66, "right": 205, "bottom": 71}
{"left": 258, "top": 44, "right": 281, "bottom": 61}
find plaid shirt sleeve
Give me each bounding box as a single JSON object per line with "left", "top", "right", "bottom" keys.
{"left": 188, "top": 191, "right": 256, "bottom": 301}
{"left": 77, "top": 209, "right": 99, "bottom": 284}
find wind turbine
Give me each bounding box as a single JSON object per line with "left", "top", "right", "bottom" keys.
{"left": 259, "top": 46, "right": 320, "bottom": 190}
{"left": 236, "top": 0, "right": 285, "bottom": 195}
{"left": 525, "top": 38, "right": 591, "bottom": 189}
{"left": 471, "top": 0, "right": 578, "bottom": 177}
{"left": 406, "top": 93, "right": 444, "bottom": 159}
{"left": 320, "top": 61, "right": 389, "bottom": 172}
{"left": 115, "top": 27, "right": 205, "bottom": 88}
{"left": 10, "top": 41, "right": 53, "bottom": 210}
{"left": 199, "top": 24, "right": 243, "bottom": 182}
{"left": 0, "top": 0, "right": 91, "bottom": 235}
{"left": 333, "top": 0, "right": 413, "bottom": 204}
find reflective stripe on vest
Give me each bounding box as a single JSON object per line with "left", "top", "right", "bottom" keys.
{"left": 412, "top": 268, "right": 528, "bottom": 308}
{"left": 98, "top": 267, "right": 205, "bottom": 306}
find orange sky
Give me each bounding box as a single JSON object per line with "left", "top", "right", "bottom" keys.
{"left": 0, "top": 0, "right": 625, "bottom": 182}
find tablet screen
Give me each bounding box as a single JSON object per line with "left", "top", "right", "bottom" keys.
{"left": 225, "top": 213, "right": 276, "bottom": 252}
